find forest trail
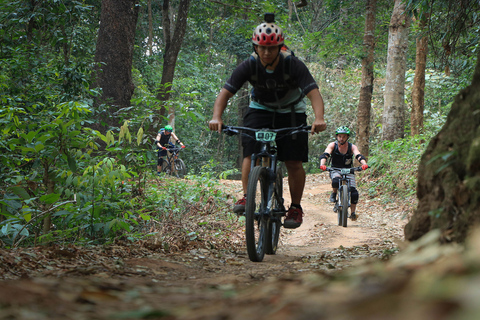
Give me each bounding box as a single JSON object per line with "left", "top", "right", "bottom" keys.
{"left": 223, "top": 172, "right": 405, "bottom": 263}
{"left": 0, "top": 173, "right": 409, "bottom": 320}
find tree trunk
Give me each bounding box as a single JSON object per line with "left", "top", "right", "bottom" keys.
{"left": 404, "top": 51, "right": 480, "bottom": 243}
{"left": 157, "top": 0, "right": 191, "bottom": 125}
{"left": 381, "top": 0, "right": 410, "bottom": 141}
{"left": 356, "top": 0, "right": 376, "bottom": 160}
{"left": 92, "top": 0, "right": 139, "bottom": 132}
{"left": 147, "top": 0, "right": 153, "bottom": 56}
{"left": 42, "top": 161, "right": 55, "bottom": 234}
{"left": 410, "top": 18, "right": 428, "bottom": 136}
{"left": 288, "top": 0, "right": 293, "bottom": 20}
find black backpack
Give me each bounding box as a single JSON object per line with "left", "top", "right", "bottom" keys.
{"left": 249, "top": 46, "right": 295, "bottom": 86}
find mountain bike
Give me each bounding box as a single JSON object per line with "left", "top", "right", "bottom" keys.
{"left": 325, "top": 166, "right": 367, "bottom": 227}
{"left": 161, "top": 146, "right": 186, "bottom": 178}
{"left": 223, "top": 124, "right": 311, "bottom": 262}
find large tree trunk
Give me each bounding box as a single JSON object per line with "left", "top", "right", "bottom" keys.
{"left": 404, "top": 51, "right": 480, "bottom": 243}
{"left": 356, "top": 0, "right": 376, "bottom": 160}
{"left": 410, "top": 18, "right": 428, "bottom": 136}
{"left": 157, "top": 0, "right": 191, "bottom": 128}
{"left": 92, "top": 0, "right": 139, "bottom": 132}
{"left": 381, "top": 0, "right": 410, "bottom": 141}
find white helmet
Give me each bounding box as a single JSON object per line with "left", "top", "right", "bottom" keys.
{"left": 252, "top": 22, "right": 284, "bottom": 46}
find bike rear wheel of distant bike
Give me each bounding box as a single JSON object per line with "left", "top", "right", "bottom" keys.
{"left": 339, "top": 185, "right": 349, "bottom": 227}
{"left": 266, "top": 166, "right": 283, "bottom": 255}
{"left": 245, "top": 166, "right": 268, "bottom": 262}
{"left": 173, "top": 159, "right": 186, "bottom": 178}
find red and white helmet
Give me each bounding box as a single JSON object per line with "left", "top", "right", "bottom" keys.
{"left": 252, "top": 22, "right": 284, "bottom": 46}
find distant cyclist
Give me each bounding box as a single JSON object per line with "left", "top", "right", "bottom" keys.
{"left": 208, "top": 13, "right": 326, "bottom": 229}
{"left": 319, "top": 126, "right": 368, "bottom": 221}
{"left": 155, "top": 125, "right": 185, "bottom": 175}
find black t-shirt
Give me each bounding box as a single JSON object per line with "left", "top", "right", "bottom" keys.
{"left": 331, "top": 142, "right": 354, "bottom": 168}
{"left": 158, "top": 132, "right": 171, "bottom": 146}
{"left": 223, "top": 54, "right": 319, "bottom": 108}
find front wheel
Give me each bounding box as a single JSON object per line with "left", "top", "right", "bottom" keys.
{"left": 245, "top": 166, "right": 268, "bottom": 262}
{"left": 173, "top": 159, "right": 186, "bottom": 178}
{"left": 339, "top": 185, "right": 349, "bottom": 227}
{"left": 266, "top": 165, "right": 284, "bottom": 255}
{"left": 162, "top": 160, "right": 171, "bottom": 175}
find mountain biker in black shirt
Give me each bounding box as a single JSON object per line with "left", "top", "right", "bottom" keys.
{"left": 209, "top": 14, "right": 327, "bottom": 229}
{"left": 155, "top": 125, "right": 185, "bottom": 175}
{"left": 319, "top": 126, "right": 368, "bottom": 221}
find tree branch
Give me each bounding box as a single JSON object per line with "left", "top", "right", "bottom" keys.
{"left": 12, "top": 196, "right": 78, "bottom": 248}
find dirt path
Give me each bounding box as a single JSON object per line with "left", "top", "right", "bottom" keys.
{"left": 0, "top": 174, "right": 409, "bottom": 320}
{"left": 224, "top": 173, "right": 405, "bottom": 260}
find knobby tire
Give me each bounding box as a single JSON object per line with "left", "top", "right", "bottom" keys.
{"left": 245, "top": 166, "right": 268, "bottom": 262}
{"left": 340, "top": 185, "right": 349, "bottom": 227}
{"left": 266, "top": 165, "right": 283, "bottom": 255}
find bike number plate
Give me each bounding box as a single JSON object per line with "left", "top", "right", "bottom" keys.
{"left": 341, "top": 168, "right": 351, "bottom": 175}
{"left": 255, "top": 131, "right": 276, "bottom": 142}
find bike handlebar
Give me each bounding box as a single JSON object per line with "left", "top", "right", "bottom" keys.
{"left": 166, "top": 147, "right": 184, "bottom": 152}
{"left": 326, "top": 166, "right": 368, "bottom": 173}
{"left": 222, "top": 124, "right": 312, "bottom": 137}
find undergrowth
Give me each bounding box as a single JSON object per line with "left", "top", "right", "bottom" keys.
{"left": 138, "top": 174, "right": 243, "bottom": 253}
{"left": 364, "top": 135, "right": 429, "bottom": 204}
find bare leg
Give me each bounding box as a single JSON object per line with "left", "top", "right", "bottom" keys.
{"left": 284, "top": 160, "right": 305, "bottom": 205}
{"left": 350, "top": 203, "right": 356, "bottom": 213}
{"left": 241, "top": 156, "right": 252, "bottom": 195}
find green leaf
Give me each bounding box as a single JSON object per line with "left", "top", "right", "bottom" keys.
{"left": 34, "top": 143, "right": 45, "bottom": 152}
{"left": 24, "top": 213, "right": 32, "bottom": 222}
{"left": 8, "top": 186, "right": 31, "bottom": 200}
{"left": 67, "top": 153, "right": 77, "bottom": 172}
{"left": 137, "top": 127, "right": 144, "bottom": 146}
{"left": 53, "top": 210, "right": 71, "bottom": 217}
{"left": 140, "top": 213, "right": 151, "bottom": 221}
{"left": 40, "top": 193, "right": 60, "bottom": 204}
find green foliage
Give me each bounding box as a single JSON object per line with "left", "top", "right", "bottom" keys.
{"left": 1, "top": 0, "right": 479, "bottom": 249}
{"left": 366, "top": 135, "right": 431, "bottom": 201}
{"left": 404, "top": 69, "right": 467, "bottom": 135}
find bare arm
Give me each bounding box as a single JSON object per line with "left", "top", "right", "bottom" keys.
{"left": 209, "top": 88, "right": 235, "bottom": 133}
{"left": 352, "top": 144, "right": 367, "bottom": 165}
{"left": 169, "top": 133, "right": 183, "bottom": 147}
{"left": 306, "top": 88, "right": 327, "bottom": 134}
{"left": 155, "top": 133, "right": 162, "bottom": 149}
{"left": 320, "top": 142, "right": 335, "bottom": 166}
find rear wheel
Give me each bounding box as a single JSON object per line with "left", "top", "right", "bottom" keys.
{"left": 245, "top": 166, "right": 268, "bottom": 262}
{"left": 173, "top": 159, "right": 186, "bottom": 178}
{"left": 339, "top": 185, "right": 349, "bottom": 227}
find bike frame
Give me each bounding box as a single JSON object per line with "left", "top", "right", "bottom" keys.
{"left": 166, "top": 147, "right": 182, "bottom": 162}
{"left": 159, "top": 146, "right": 185, "bottom": 177}
{"left": 223, "top": 124, "right": 311, "bottom": 261}
{"left": 327, "top": 166, "right": 363, "bottom": 227}
{"left": 251, "top": 141, "right": 279, "bottom": 218}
